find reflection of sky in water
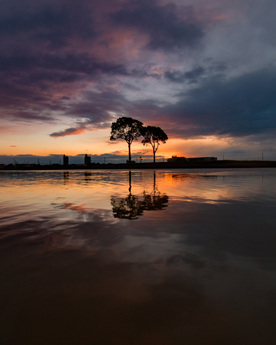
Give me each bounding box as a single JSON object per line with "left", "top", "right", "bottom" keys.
{"left": 0, "top": 169, "right": 275, "bottom": 345}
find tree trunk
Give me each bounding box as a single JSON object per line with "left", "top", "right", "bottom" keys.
{"left": 153, "top": 150, "right": 156, "bottom": 163}
{"left": 128, "top": 142, "right": 131, "bottom": 163}
{"left": 128, "top": 171, "right": 132, "bottom": 194}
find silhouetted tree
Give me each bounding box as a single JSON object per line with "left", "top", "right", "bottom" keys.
{"left": 110, "top": 117, "right": 143, "bottom": 163}
{"left": 141, "top": 126, "right": 168, "bottom": 163}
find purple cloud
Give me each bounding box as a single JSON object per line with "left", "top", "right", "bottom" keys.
{"left": 0, "top": 0, "right": 275, "bottom": 159}
{"left": 50, "top": 127, "right": 86, "bottom": 138}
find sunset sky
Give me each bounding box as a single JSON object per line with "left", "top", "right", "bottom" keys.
{"left": 1, "top": 0, "right": 276, "bottom": 164}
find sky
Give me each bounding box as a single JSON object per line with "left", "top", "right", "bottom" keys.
{"left": 1, "top": 0, "right": 276, "bottom": 164}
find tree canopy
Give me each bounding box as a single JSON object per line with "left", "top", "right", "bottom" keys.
{"left": 110, "top": 117, "right": 168, "bottom": 163}
{"left": 141, "top": 126, "right": 168, "bottom": 162}
{"left": 110, "top": 117, "right": 143, "bottom": 163}
{"left": 110, "top": 117, "right": 143, "bottom": 144}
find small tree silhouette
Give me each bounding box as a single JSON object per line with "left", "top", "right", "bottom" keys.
{"left": 142, "top": 126, "right": 168, "bottom": 163}
{"left": 110, "top": 117, "right": 143, "bottom": 163}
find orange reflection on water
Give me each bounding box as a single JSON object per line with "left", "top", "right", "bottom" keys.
{"left": 1, "top": 169, "right": 273, "bottom": 222}
{"left": 151, "top": 169, "right": 273, "bottom": 203}
{"left": 1, "top": 169, "right": 276, "bottom": 345}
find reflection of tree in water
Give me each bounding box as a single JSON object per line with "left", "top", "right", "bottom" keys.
{"left": 111, "top": 194, "right": 144, "bottom": 220}
{"left": 111, "top": 171, "right": 169, "bottom": 220}
{"left": 141, "top": 192, "right": 169, "bottom": 211}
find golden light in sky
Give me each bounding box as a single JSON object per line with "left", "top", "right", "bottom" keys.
{"left": 0, "top": 0, "right": 275, "bottom": 163}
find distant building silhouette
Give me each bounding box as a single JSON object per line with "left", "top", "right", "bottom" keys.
{"left": 167, "top": 156, "right": 187, "bottom": 163}
{"left": 187, "top": 157, "right": 217, "bottom": 162}
{"left": 63, "top": 155, "right": 69, "bottom": 166}
{"left": 84, "top": 154, "right": 91, "bottom": 166}
{"left": 167, "top": 156, "right": 217, "bottom": 163}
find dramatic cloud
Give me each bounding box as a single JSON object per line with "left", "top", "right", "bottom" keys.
{"left": 50, "top": 127, "right": 86, "bottom": 138}
{"left": 163, "top": 67, "right": 276, "bottom": 138}
{"left": 111, "top": 0, "right": 204, "bottom": 51}
{"left": 0, "top": 0, "right": 276, "bottom": 159}
{"left": 165, "top": 67, "right": 205, "bottom": 84}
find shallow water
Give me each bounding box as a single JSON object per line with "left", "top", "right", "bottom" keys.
{"left": 0, "top": 168, "right": 275, "bottom": 345}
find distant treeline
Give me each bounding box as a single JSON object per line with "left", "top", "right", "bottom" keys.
{"left": 1, "top": 160, "right": 276, "bottom": 170}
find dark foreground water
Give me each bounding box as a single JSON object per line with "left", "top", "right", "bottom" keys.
{"left": 0, "top": 169, "right": 275, "bottom": 345}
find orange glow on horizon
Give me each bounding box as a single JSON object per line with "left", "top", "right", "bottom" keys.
{"left": 0, "top": 118, "right": 233, "bottom": 160}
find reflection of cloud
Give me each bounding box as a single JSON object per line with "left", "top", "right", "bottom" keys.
{"left": 2, "top": 167, "right": 275, "bottom": 345}
{"left": 61, "top": 202, "right": 88, "bottom": 213}
{"left": 171, "top": 173, "right": 217, "bottom": 181}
